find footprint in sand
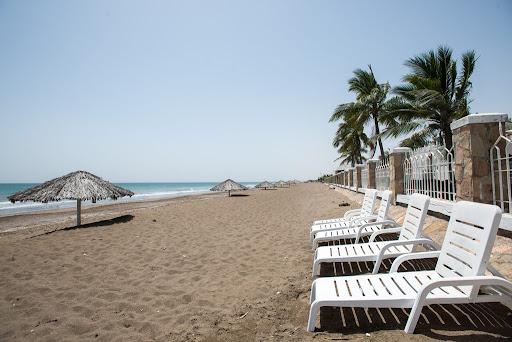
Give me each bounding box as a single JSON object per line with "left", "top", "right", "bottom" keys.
{"left": 181, "top": 294, "right": 192, "bottom": 304}
{"left": 66, "top": 320, "right": 95, "bottom": 335}
{"left": 12, "top": 272, "right": 33, "bottom": 280}
{"left": 97, "top": 292, "right": 120, "bottom": 301}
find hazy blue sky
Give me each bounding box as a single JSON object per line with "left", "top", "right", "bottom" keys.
{"left": 0, "top": 0, "right": 511, "bottom": 182}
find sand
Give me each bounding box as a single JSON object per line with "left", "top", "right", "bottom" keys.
{"left": 1, "top": 183, "right": 511, "bottom": 341}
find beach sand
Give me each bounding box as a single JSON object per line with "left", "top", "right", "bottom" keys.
{"left": 1, "top": 183, "right": 511, "bottom": 341}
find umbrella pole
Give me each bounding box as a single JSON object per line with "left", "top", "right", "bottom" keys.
{"left": 76, "top": 199, "right": 81, "bottom": 226}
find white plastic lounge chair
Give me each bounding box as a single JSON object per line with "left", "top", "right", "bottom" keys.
{"left": 313, "top": 189, "right": 378, "bottom": 225}
{"left": 310, "top": 190, "right": 395, "bottom": 243}
{"left": 307, "top": 201, "right": 512, "bottom": 334}
{"left": 312, "top": 193, "right": 432, "bottom": 275}
{"left": 312, "top": 193, "right": 428, "bottom": 250}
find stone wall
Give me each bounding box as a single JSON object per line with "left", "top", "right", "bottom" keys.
{"left": 451, "top": 113, "right": 508, "bottom": 203}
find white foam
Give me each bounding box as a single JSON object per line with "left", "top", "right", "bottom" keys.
{"left": 0, "top": 189, "right": 211, "bottom": 217}
{"left": 0, "top": 183, "right": 258, "bottom": 217}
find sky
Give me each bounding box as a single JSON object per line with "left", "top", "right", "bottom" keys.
{"left": 0, "top": 0, "right": 511, "bottom": 183}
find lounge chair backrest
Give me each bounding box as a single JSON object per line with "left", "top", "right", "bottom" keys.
{"left": 398, "top": 193, "right": 430, "bottom": 241}
{"left": 360, "top": 189, "right": 378, "bottom": 216}
{"left": 435, "top": 201, "right": 501, "bottom": 285}
{"left": 376, "top": 190, "right": 393, "bottom": 221}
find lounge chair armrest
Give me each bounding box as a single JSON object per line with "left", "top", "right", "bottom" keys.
{"left": 404, "top": 275, "right": 512, "bottom": 333}
{"left": 487, "top": 263, "right": 507, "bottom": 278}
{"left": 349, "top": 214, "right": 377, "bottom": 227}
{"left": 354, "top": 220, "right": 398, "bottom": 243}
{"left": 372, "top": 238, "right": 437, "bottom": 274}
{"left": 416, "top": 276, "right": 512, "bottom": 303}
{"left": 368, "top": 227, "right": 402, "bottom": 242}
{"left": 343, "top": 209, "right": 361, "bottom": 219}
{"left": 390, "top": 251, "right": 441, "bottom": 273}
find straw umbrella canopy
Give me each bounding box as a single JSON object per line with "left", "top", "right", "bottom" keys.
{"left": 8, "top": 170, "right": 133, "bottom": 226}
{"left": 210, "top": 179, "right": 247, "bottom": 197}
{"left": 255, "top": 181, "right": 274, "bottom": 190}
{"left": 275, "top": 180, "right": 288, "bottom": 188}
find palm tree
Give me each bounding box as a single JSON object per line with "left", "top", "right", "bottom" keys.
{"left": 330, "top": 65, "right": 390, "bottom": 158}
{"left": 382, "top": 46, "right": 476, "bottom": 150}
{"left": 332, "top": 118, "right": 370, "bottom": 167}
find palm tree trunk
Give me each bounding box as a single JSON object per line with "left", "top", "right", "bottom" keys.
{"left": 444, "top": 128, "right": 453, "bottom": 150}
{"left": 373, "top": 114, "right": 385, "bottom": 158}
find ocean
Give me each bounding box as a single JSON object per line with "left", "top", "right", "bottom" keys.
{"left": 0, "top": 182, "right": 258, "bottom": 217}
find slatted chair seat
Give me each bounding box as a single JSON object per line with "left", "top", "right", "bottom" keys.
{"left": 312, "top": 189, "right": 377, "bottom": 225}
{"left": 307, "top": 200, "right": 512, "bottom": 334}
{"left": 314, "top": 219, "right": 368, "bottom": 231}
{"left": 311, "top": 271, "right": 470, "bottom": 308}
{"left": 312, "top": 193, "right": 431, "bottom": 277}
{"left": 310, "top": 191, "right": 394, "bottom": 244}
{"left": 315, "top": 241, "right": 413, "bottom": 263}
{"left": 313, "top": 223, "right": 381, "bottom": 241}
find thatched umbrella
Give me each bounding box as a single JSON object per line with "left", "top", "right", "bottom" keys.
{"left": 210, "top": 179, "right": 247, "bottom": 197}
{"left": 8, "top": 170, "right": 133, "bottom": 226}
{"left": 275, "top": 180, "right": 288, "bottom": 188}
{"left": 255, "top": 181, "right": 274, "bottom": 190}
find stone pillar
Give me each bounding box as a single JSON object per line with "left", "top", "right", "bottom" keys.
{"left": 367, "top": 159, "right": 379, "bottom": 189}
{"left": 451, "top": 113, "right": 508, "bottom": 203}
{"left": 355, "top": 164, "right": 363, "bottom": 191}
{"left": 348, "top": 168, "right": 354, "bottom": 188}
{"left": 389, "top": 147, "right": 411, "bottom": 202}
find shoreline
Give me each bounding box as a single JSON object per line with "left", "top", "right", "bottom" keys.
{"left": 0, "top": 190, "right": 228, "bottom": 236}
{"left": 0, "top": 182, "right": 259, "bottom": 218}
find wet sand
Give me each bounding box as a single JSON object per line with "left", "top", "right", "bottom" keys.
{"left": 1, "top": 183, "right": 511, "bottom": 341}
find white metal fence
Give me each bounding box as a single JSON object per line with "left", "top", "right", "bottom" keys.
{"left": 490, "top": 123, "right": 512, "bottom": 214}
{"left": 361, "top": 165, "right": 369, "bottom": 189}
{"left": 403, "top": 144, "right": 456, "bottom": 201}
{"left": 376, "top": 158, "right": 390, "bottom": 191}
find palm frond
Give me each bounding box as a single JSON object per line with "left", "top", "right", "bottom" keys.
{"left": 399, "top": 126, "right": 437, "bottom": 149}
{"left": 393, "top": 45, "right": 477, "bottom": 149}
{"left": 456, "top": 50, "right": 477, "bottom": 101}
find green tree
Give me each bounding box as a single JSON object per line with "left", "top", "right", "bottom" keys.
{"left": 332, "top": 117, "right": 370, "bottom": 167}
{"left": 382, "top": 46, "right": 476, "bottom": 150}
{"left": 330, "top": 65, "right": 390, "bottom": 158}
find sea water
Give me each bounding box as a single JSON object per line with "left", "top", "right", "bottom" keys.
{"left": 0, "top": 182, "right": 257, "bottom": 217}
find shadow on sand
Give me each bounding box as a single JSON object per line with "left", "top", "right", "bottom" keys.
{"left": 315, "top": 236, "right": 512, "bottom": 340}
{"left": 39, "top": 215, "right": 135, "bottom": 236}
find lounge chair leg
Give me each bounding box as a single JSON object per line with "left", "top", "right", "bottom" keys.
{"left": 312, "top": 260, "right": 319, "bottom": 277}
{"left": 372, "top": 261, "right": 380, "bottom": 274}
{"left": 307, "top": 302, "right": 320, "bottom": 332}
{"left": 404, "top": 301, "right": 424, "bottom": 333}
{"left": 312, "top": 240, "right": 319, "bottom": 251}
{"left": 309, "top": 280, "right": 316, "bottom": 304}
